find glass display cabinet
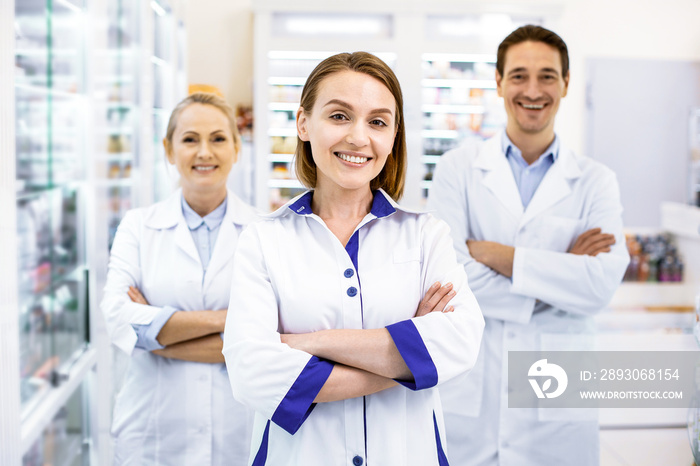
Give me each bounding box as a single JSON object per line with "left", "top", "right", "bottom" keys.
{"left": 11, "top": 0, "right": 94, "bottom": 463}
{"left": 151, "top": 0, "right": 178, "bottom": 203}
{"left": 420, "top": 52, "right": 505, "bottom": 201}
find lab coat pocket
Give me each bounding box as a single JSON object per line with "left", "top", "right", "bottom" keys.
{"left": 538, "top": 215, "right": 584, "bottom": 252}
{"left": 393, "top": 247, "right": 421, "bottom": 264}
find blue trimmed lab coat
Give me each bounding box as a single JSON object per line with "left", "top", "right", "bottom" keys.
{"left": 223, "top": 189, "right": 484, "bottom": 466}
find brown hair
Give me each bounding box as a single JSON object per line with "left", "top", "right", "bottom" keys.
{"left": 496, "top": 25, "right": 569, "bottom": 78}
{"left": 164, "top": 92, "right": 241, "bottom": 156}
{"left": 294, "top": 52, "right": 407, "bottom": 201}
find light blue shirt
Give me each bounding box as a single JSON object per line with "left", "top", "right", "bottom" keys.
{"left": 132, "top": 196, "right": 228, "bottom": 351}
{"left": 502, "top": 132, "right": 559, "bottom": 209}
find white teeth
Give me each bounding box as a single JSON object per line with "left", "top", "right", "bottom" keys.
{"left": 194, "top": 166, "right": 215, "bottom": 171}
{"left": 336, "top": 152, "right": 368, "bottom": 164}
{"left": 522, "top": 104, "right": 544, "bottom": 109}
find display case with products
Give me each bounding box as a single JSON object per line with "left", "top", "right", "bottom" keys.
{"left": 2, "top": 0, "right": 188, "bottom": 463}
{"left": 266, "top": 52, "right": 318, "bottom": 210}
{"left": 420, "top": 53, "right": 505, "bottom": 200}
{"left": 151, "top": 0, "right": 179, "bottom": 203}
{"left": 92, "top": 0, "right": 140, "bottom": 253}
{"left": 9, "top": 0, "right": 94, "bottom": 461}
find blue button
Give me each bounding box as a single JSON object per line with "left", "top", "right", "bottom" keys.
{"left": 344, "top": 268, "right": 354, "bottom": 278}
{"left": 347, "top": 287, "right": 358, "bottom": 297}
{"left": 352, "top": 456, "right": 363, "bottom": 466}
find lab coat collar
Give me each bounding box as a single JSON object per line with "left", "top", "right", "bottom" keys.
{"left": 181, "top": 195, "right": 227, "bottom": 231}
{"left": 269, "top": 188, "right": 403, "bottom": 220}
{"left": 144, "top": 188, "right": 258, "bottom": 230}
{"left": 474, "top": 132, "right": 583, "bottom": 224}
{"left": 143, "top": 188, "right": 259, "bottom": 267}
{"left": 520, "top": 141, "right": 582, "bottom": 226}
{"left": 474, "top": 135, "right": 524, "bottom": 221}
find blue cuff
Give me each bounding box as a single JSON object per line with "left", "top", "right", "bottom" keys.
{"left": 271, "top": 356, "right": 334, "bottom": 435}
{"left": 386, "top": 319, "right": 438, "bottom": 390}
{"left": 132, "top": 306, "right": 178, "bottom": 351}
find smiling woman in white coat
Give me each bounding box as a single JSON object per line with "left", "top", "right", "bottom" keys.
{"left": 222, "top": 52, "right": 485, "bottom": 466}
{"left": 101, "top": 92, "right": 258, "bottom": 465}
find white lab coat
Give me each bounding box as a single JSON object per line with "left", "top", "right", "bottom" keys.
{"left": 101, "top": 188, "right": 258, "bottom": 466}
{"left": 429, "top": 134, "right": 630, "bottom": 466}
{"left": 223, "top": 189, "right": 484, "bottom": 466}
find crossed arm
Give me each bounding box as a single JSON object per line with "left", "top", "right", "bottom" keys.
{"left": 466, "top": 227, "right": 616, "bottom": 278}
{"left": 127, "top": 287, "right": 226, "bottom": 363}
{"left": 281, "top": 281, "right": 456, "bottom": 403}
{"left": 130, "top": 279, "right": 454, "bottom": 371}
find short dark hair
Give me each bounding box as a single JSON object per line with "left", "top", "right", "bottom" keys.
{"left": 496, "top": 25, "right": 569, "bottom": 78}
{"left": 294, "top": 52, "right": 407, "bottom": 201}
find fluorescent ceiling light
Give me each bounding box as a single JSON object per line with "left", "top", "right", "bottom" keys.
{"left": 54, "top": 0, "right": 82, "bottom": 14}
{"left": 284, "top": 18, "right": 382, "bottom": 36}
{"left": 150, "top": 0, "right": 166, "bottom": 17}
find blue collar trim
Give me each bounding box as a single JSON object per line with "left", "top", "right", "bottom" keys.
{"left": 288, "top": 190, "right": 396, "bottom": 218}
{"left": 288, "top": 190, "right": 314, "bottom": 215}
{"left": 370, "top": 190, "right": 396, "bottom": 218}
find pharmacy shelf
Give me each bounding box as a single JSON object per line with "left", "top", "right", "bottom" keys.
{"left": 422, "top": 129, "right": 460, "bottom": 139}
{"left": 268, "top": 153, "right": 295, "bottom": 163}
{"left": 422, "top": 104, "right": 485, "bottom": 114}
{"left": 268, "top": 179, "right": 304, "bottom": 189}
{"left": 269, "top": 102, "right": 300, "bottom": 111}
{"left": 422, "top": 78, "right": 497, "bottom": 89}
{"left": 268, "top": 77, "right": 306, "bottom": 86}
{"left": 20, "top": 348, "right": 96, "bottom": 457}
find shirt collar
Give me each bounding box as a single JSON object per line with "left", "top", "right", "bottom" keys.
{"left": 181, "top": 194, "right": 227, "bottom": 231}
{"left": 288, "top": 189, "right": 397, "bottom": 219}
{"left": 502, "top": 132, "right": 560, "bottom": 167}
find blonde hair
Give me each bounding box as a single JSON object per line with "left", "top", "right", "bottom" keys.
{"left": 165, "top": 92, "right": 241, "bottom": 155}
{"left": 294, "top": 52, "right": 407, "bottom": 201}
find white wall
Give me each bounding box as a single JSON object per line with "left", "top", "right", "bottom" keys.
{"left": 551, "top": 0, "right": 700, "bottom": 155}
{"left": 185, "top": 0, "right": 254, "bottom": 108}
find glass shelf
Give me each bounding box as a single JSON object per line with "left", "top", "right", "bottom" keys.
{"left": 422, "top": 78, "right": 497, "bottom": 89}
{"left": 420, "top": 52, "right": 506, "bottom": 201}
{"left": 268, "top": 153, "right": 295, "bottom": 163}
{"left": 22, "top": 377, "right": 90, "bottom": 466}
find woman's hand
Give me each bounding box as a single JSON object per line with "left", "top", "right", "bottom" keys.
{"left": 128, "top": 286, "right": 149, "bottom": 305}
{"left": 414, "top": 282, "right": 455, "bottom": 317}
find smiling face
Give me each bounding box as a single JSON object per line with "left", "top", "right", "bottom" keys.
{"left": 496, "top": 40, "right": 569, "bottom": 142}
{"left": 164, "top": 103, "right": 237, "bottom": 198}
{"left": 296, "top": 70, "right": 397, "bottom": 196}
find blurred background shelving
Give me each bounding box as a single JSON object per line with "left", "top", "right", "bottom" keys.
{"left": 1, "top": 0, "right": 187, "bottom": 464}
